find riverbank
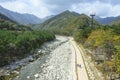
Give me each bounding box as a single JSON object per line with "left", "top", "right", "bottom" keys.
{"left": 0, "top": 36, "right": 76, "bottom": 80}
{"left": 17, "top": 36, "right": 76, "bottom": 80}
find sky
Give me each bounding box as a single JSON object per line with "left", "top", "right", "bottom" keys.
{"left": 0, "top": 0, "right": 120, "bottom": 18}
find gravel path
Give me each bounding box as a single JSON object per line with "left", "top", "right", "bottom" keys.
{"left": 71, "top": 39, "right": 89, "bottom": 80}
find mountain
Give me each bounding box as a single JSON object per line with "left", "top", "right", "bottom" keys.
{"left": 41, "top": 15, "right": 54, "bottom": 22}
{"left": 0, "top": 5, "right": 41, "bottom": 24}
{"left": 0, "top": 12, "right": 31, "bottom": 31}
{"left": 0, "top": 12, "right": 14, "bottom": 22}
{"left": 95, "top": 16, "right": 120, "bottom": 24}
{"left": 33, "top": 10, "right": 80, "bottom": 31}
{"left": 34, "top": 10, "right": 99, "bottom": 35}
{"left": 110, "top": 18, "right": 120, "bottom": 25}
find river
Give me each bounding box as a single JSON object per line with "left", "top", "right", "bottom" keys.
{"left": 14, "top": 36, "right": 76, "bottom": 80}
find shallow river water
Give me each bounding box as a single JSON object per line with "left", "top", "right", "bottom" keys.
{"left": 15, "top": 36, "right": 76, "bottom": 80}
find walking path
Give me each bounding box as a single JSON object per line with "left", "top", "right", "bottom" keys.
{"left": 71, "top": 39, "right": 89, "bottom": 80}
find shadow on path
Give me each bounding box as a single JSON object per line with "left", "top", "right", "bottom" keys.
{"left": 77, "top": 64, "right": 82, "bottom": 68}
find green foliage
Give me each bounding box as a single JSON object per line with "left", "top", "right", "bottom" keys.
{"left": 0, "top": 30, "right": 55, "bottom": 67}
{"left": 74, "top": 30, "right": 86, "bottom": 43}
{"left": 84, "top": 27, "right": 120, "bottom": 74}
{"left": 86, "top": 29, "right": 114, "bottom": 47}
{"left": 0, "top": 20, "right": 31, "bottom": 31}
{"left": 113, "top": 35, "right": 120, "bottom": 74}
{"left": 73, "top": 25, "right": 93, "bottom": 44}
{"left": 0, "top": 12, "right": 31, "bottom": 31}
{"left": 33, "top": 11, "right": 99, "bottom": 36}
{"left": 111, "top": 24, "right": 120, "bottom": 35}
{"left": 114, "top": 46, "right": 120, "bottom": 73}
{"left": 34, "top": 10, "right": 79, "bottom": 31}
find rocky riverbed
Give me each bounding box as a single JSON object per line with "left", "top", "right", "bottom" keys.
{"left": 0, "top": 36, "right": 76, "bottom": 80}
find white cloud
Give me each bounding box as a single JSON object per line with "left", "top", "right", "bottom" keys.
{"left": 71, "top": 1, "right": 120, "bottom": 17}
{"left": 29, "top": 0, "right": 40, "bottom": 7}
{"left": 0, "top": 0, "right": 51, "bottom": 18}
{"left": 25, "top": 0, "right": 51, "bottom": 18}
{"left": 0, "top": 0, "right": 16, "bottom": 2}
{"left": 0, "top": 1, "right": 28, "bottom": 13}
{"left": 0, "top": 0, "right": 120, "bottom": 18}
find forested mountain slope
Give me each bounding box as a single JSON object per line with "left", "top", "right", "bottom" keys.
{"left": 34, "top": 10, "right": 99, "bottom": 35}
{"left": 0, "top": 12, "right": 31, "bottom": 31}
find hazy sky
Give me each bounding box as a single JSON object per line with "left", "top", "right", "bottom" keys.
{"left": 0, "top": 0, "right": 120, "bottom": 18}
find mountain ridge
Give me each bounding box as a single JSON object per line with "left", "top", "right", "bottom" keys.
{"left": 0, "top": 12, "right": 31, "bottom": 31}
{"left": 0, "top": 5, "right": 41, "bottom": 24}
{"left": 0, "top": 12, "right": 14, "bottom": 22}
{"left": 34, "top": 10, "right": 80, "bottom": 30}
{"left": 33, "top": 10, "right": 99, "bottom": 35}
{"left": 95, "top": 16, "right": 120, "bottom": 24}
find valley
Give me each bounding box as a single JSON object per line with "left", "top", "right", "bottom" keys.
{"left": 16, "top": 36, "right": 76, "bottom": 80}
{"left": 0, "top": 36, "right": 77, "bottom": 80}
{"left": 0, "top": 2, "right": 120, "bottom": 80}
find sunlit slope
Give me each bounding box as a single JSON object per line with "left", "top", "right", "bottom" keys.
{"left": 34, "top": 10, "right": 99, "bottom": 35}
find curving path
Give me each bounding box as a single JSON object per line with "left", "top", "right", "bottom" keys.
{"left": 71, "top": 38, "right": 89, "bottom": 80}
